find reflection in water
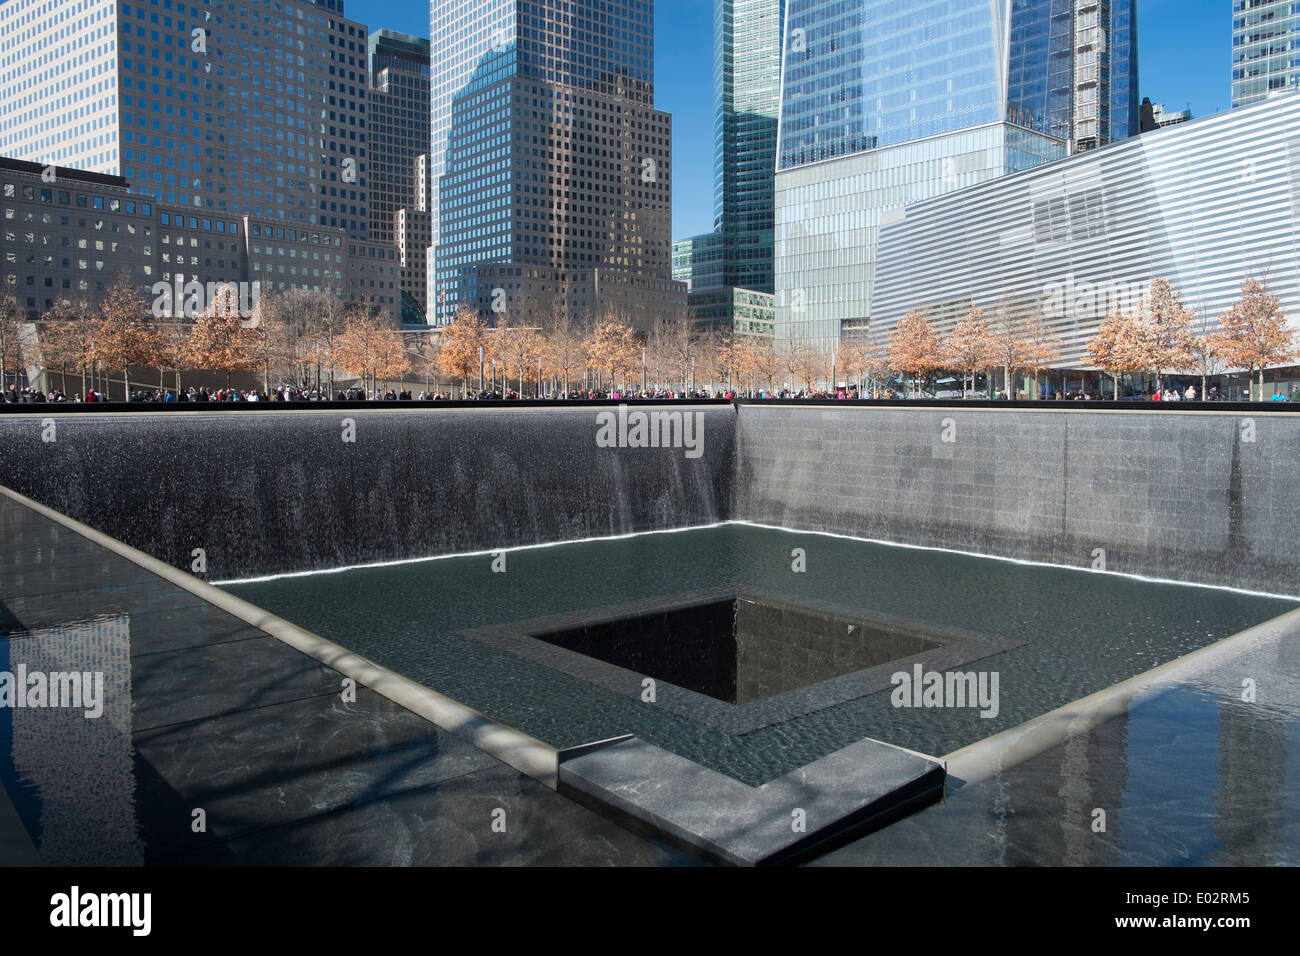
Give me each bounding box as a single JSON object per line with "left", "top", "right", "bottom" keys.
{"left": 0, "top": 614, "right": 141, "bottom": 865}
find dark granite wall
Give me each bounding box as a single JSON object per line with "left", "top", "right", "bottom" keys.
{"left": 0, "top": 405, "right": 736, "bottom": 580}
{"left": 734, "top": 405, "right": 1300, "bottom": 595}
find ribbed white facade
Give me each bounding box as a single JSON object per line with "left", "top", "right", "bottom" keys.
{"left": 870, "top": 93, "right": 1300, "bottom": 369}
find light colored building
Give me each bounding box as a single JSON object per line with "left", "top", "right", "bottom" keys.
{"left": 0, "top": 0, "right": 371, "bottom": 234}
{"left": 1151, "top": 103, "right": 1192, "bottom": 128}
{"left": 868, "top": 94, "right": 1300, "bottom": 371}
{"left": 0, "top": 0, "right": 397, "bottom": 320}
{"left": 1232, "top": 0, "right": 1300, "bottom": 108}
{"left": 427, "top": 0, "right": 684, "bottom": 330}
{"left": 776, "top": 1, "right": 1065, "bottom": 357}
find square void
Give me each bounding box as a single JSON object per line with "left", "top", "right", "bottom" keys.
{"left": 531, "top": 596, "right": 941, "bottom": 705}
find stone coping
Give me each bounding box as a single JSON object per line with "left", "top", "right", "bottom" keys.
{"left": 558, "top": 734, "right": 945, "bottom": 866}
{"left": 0, "top": 482, "right": 560, "bottom": 788}
{"left": 944, "top": 602, "right": 1300, "bottom": 785}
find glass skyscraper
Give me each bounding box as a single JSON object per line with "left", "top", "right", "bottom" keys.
{"left": 672, "top": 0, "right": 783, "bottom": 339}
{"left": 428, "top": 0, "right": 681, "bottom": 327}
{"left": 774, "top": 0, "right": 1137, "bottom": 360}
{"left": 1232, "top": 0, "right": 1300, "bottom": 107}
{"left": 369, "top": 30, "right": 432, "bottom": 323}
{"left": 713, "top": 0, "right": 784, "bottom": 294}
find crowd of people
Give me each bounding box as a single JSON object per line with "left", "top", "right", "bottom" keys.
{"left": 3, "top": 381, "right": 1298, "bottom": 404}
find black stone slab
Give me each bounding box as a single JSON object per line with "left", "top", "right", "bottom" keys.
{"left": 165, "top": 761, "right": 699, "bottom": 867}
{"left": 558, "top": 735, "right": 945, "bottom": 866}
{"left": 130, "top": 635, "right": 344, "bottom": 732}
{"left": 132, "top": 687, "right": 501, "bottom": 861}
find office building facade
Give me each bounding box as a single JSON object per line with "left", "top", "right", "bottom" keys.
{"left": 868, "top": 95, "right": 1300, "bottom": 370}
{"left": 1233, "top": 0, "right": 1300, "bottom": 107}
{"left": 1, "top": 157, "right": 399, "bottom": 325}
{"left": 0, "top": 0, "right": 398, "bottom": 319}
{"left": 369, "top": 30, "right": 432, "bottom": 324}
{"left": 673, "top": 0, "right": 782, "bottom": 340}
{"left": 774, "top": 0, "right": 1080, "bottom": 356}
{"left": 427, "top": 0, "right": 683, "bottom": 329}
{"left": 0, "top": 0, "right": 372, "bottom": 236}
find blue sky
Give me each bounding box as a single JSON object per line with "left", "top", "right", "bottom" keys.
{"left": 363, "top": 0, "right": 1233, "bottom": 239}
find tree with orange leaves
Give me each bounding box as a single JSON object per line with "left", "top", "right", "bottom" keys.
{"left": 1184, "top": 310, "right": 1229, "bottom": 401}
{"left": 887, "top": 309, "right": 944, "bottom": 398}
{"left": 834, "top": 339, "right": 868, "bottom": 395}
{"left": 0, "top": 276, "right": 27, "bottom": 393}
{"left": 496, "top": 317, "right": 544, "bottom": 395}
{"left": 543, "top": 300, "right": 588, "bottom": 395}
{"left": 749, "top": 337, "right": 782, "bottom": 394}
{"left": 1217, "top": 276, "right": 1295, "bottom": 401}
{"left": 95, "top": 274, "right": 162, "bottom": 399}
{"left": 584, "top": 315, "right": 638, "bottom": 391}
{"left": 1132, "top": 277, "right": 1194, "bottom": 394}
{"left": 186, "top": 284, "right": 258, "bottom": 390}
{"left": 1021, "top": 315, "right": 1063, "bottom": 399}
{"left": 37, "top": 299, "right": 97, "bottom": 397}
{"left": 1086, "top": 304, "right": 1143, "bottom": 399}
{"left": 438, "top": 305, "right": 487, "bottom": 397}
{"left": 335, "top": 309, "right": 408, "bottom": 396}
{"left": 943, "top": 307, "right": 996, "bottom": 399}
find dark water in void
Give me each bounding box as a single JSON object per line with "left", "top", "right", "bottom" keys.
{"left": 222, "top": 525, "right": 1299, "bottom": 786}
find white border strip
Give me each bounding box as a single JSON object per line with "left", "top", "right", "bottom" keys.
{"left": 942, "top": 604, "right": 1300, "bottom": 785}
{"left": 732, "top": 521, "right": 1300, "bottom": 602}
{"left": 0, "top": 483, "right": 560, "bottom": 788}
{"left": 213, "top": 522, "right": 732, "bottom": 586}
{"left": 218, "top": 518, "right": 1300, "bottom": 602}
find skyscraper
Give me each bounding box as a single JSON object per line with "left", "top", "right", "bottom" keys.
{"left": 0, "top": 0, "right": 371, "bottom": 237}
{"left": 713, "top": 0, "right": 783, "bottom": 294}
{"left": 773, "top": 0, "right": 1137, "bottom": 359}
{"left": 1232, "top": 0, "right": 1300, "bottom": 107}
{"left": 369, "top": 29, "right": 432, "bottom": 323}
{"left": 673, "top": 0, "right": 783, "bottom": 340}
{"left": 427, "top": 0, "right": 683, "bottom": 329}
{"left": 0, "top": 0, "right": 400, "bottom": 319}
